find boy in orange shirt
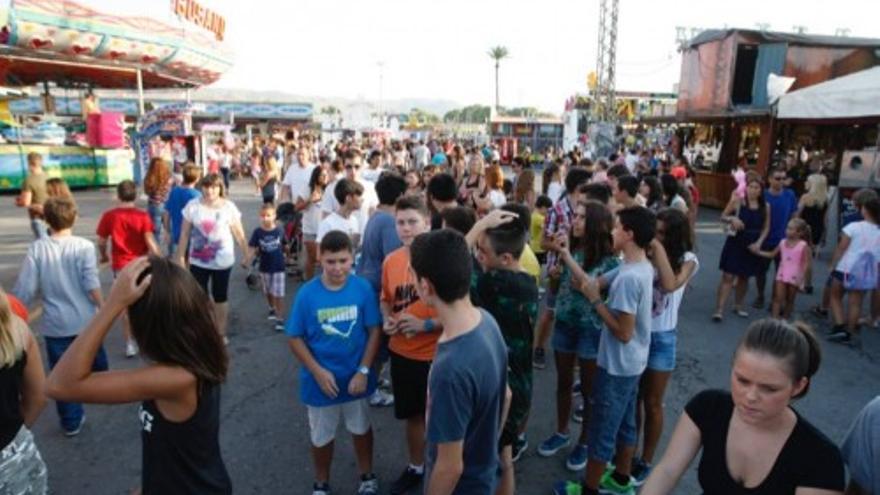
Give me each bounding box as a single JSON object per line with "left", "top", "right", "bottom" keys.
{"left": 381, "top": 195, "right": 440, "bottom": 495}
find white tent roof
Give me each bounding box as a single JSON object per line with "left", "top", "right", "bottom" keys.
{"left": 776, "top": 66, "right": 880, "bottom": 120}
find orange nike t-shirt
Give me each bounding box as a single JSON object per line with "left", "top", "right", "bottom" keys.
{"left": 381, "top": 247, "right": 439, "bottom": 362}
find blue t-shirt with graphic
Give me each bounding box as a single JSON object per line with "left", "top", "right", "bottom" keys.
{"left": 164, "top": 186, "right": 202, "bottom": 243}
{"left": 249, "top": 226, "right": 285, "bottom": 273}
{"left": 285, "top": 275, "right": 381, "bottom": 407}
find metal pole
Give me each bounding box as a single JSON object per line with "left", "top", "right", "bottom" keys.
{"left": 136, "top": 69, "right": 145, "bottom": 116}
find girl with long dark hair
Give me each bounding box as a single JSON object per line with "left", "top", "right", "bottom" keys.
{"left": 538, "top": 201, "right": 620, "bottom": 471}
{"left": 47, "top": 256, "right": 232, "bottom": 494}
{"left": 713, "top": 174, "right": 770, "bottom": 321}
{"left": 630, "top": 208, "right": 699, "bottom": 484}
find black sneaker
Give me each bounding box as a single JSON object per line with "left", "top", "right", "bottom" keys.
{"left": 827, "top": 329, "right": 852, "bottom": 343}
{"left": 311, "top": 482, "right": 330, "bottom": 495}
{"left": 512, "top": 433, "right": 528, "bottom": 462}
{"left": 533, "top": 347, "right": 546, "bottom": 370}
{"left": 572, "top": 404, "right": 584, "bottom": 424}
{"left": 389, "top": 466, "right": 423, "bottom": 495}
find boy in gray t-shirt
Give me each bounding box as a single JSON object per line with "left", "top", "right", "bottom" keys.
{"left": 14, "top": 197, "right": 107, "bottom": 436}
{"left": 556, "top": 206, "right": 655, "bottom": 495}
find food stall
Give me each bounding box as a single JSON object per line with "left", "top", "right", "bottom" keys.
{"left": 775, "top": 65, "right": 880, "bottom": 235}
{"left": 674, "top": 28, "right": 880, "bottom": 207}
{"left": 0, "top": 0, "right": 233, "bottom": 191}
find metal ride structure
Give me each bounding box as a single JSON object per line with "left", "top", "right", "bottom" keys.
{"left": 593, "top": 0, "right": 619, "bottom": 122}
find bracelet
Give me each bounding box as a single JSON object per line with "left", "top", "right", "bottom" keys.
{"left": 590, "top": 299, "right": 603, "bottom": 306}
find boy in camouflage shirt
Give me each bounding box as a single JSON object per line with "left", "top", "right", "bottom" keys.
{"left": 465, "top": 205, "right": 539, "bottom": 495}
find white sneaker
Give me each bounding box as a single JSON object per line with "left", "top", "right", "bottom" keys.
{"left": 369, "top": 389, "right": 394, "bottom": 407}
{"left": 125, "top": 340, "right": 139, "bottom": 358}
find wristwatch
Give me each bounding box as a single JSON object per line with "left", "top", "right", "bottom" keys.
{"left": 423, "top": 318, "right": 435, "bottom": 332}
{"left": 357, "top": 365, "right": 370, "bottom": 376}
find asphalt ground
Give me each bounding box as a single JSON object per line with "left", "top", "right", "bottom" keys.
{"left": 0, "top": 180, "right": 877, "bottom": 494}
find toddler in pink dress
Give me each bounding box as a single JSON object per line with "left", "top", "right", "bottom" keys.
{"left": 750, "top": 218, "right": 812, "bottom": 319}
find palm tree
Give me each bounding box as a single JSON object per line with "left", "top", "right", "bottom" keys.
{"left": 488, "top": 46, "right": 509, "bottom": 113}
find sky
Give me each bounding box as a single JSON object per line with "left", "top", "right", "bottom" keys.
{"left": 99, "top": 0, "right": 879, "bottom": 114}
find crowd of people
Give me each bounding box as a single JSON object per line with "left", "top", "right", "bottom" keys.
{"left": 1, "top": 137, "right": 878, "bottom": 495}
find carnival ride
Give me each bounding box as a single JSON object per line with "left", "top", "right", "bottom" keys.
{"left": 0, "top": 0, "right": 233, "bottom": 190}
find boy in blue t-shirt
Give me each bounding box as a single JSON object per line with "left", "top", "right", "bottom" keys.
{"left": 285, "top": 230, "right": 382, "bottom": 495}
{"left": 554, "top": 206, "right": 656, "bottom": 495}
{"left": 163, "top": 163, "right": 202, "bottom": 255}
{"left": 243, "top": 204, "right": 287, "bottom": 331}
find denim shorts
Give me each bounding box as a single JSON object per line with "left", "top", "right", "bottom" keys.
{"left": 543, "top": 288, "right": 557, "bottom": 310}
{"left": 551, "top": 320, "right": 601, "bottom": 360}
{"left": 587, "top": 368, "right": 639, "bottom": 462}
{"left": 646, "top": 330, "right": 677, "bottom": 372}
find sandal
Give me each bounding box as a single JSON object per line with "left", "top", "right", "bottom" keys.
{"left": 734, "top": 308, "right": 749, "bottom": 318}
{"left": 711, "top": 312, "right": 723, "bottom": 322}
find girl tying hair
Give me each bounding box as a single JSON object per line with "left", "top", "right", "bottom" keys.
{"left": 641, "top": 319, "right": 844, "bottom": 495}
{"left": 47, "top": 257, "right": 232, "bottom": 494}
{"left": 630, "top": 208, "right": 699, "bottom": 484}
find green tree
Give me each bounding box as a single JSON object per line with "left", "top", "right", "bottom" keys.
{"left": 487, "top": 46, "right": 509, "bottom": 113}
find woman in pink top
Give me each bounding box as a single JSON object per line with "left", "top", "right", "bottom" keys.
{"left": 750, "top": 218, "right": 812, "bottom": 319}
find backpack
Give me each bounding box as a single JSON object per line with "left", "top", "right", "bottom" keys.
{"left": 844, "top": 250, "right": 878, "bottom": 291}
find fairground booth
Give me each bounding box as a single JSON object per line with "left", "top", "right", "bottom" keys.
{"left": 775, "top": 65, "right": 880, "bottom": 230}
{"left": 671, "top": 28, "right": 880, "bottom": 207}
{"left": 489, "top": 116, "right": 564, "bottom": 164}
{"left": 0, "top": 0, "right": 233, "bottom": 191}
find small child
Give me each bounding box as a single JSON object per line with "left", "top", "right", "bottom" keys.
{"left": 13, "top": 197, "right": 106, "bottom": 436}
{"left": 243, "top": 204, "right": 287, "bottom": 331}
{"left": 317, "top": 178, "right": 363, "bottom": 246}
{"left": 827, "top": 197, "right": 880, "bottom": 345}
{"left": 163, "top": 163, "right": 202, "bottom": 256}
{"left": 97, "top": 180, "right": 161, "bottom": 357}
{"left": 466, "top": 205, "right": 539, "bottom": 495}
{"left": 285, "top": 231, "right": 382, "bottom": 495}
{"left": 750, "top": 218, "right": 812, "bottom": 320}
{"left": 531, "top": 195, "right": 552, "bottom": 266}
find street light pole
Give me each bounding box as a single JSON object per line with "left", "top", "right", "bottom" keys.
{"left": 377, "top": 61, "right": 385, "bottom": 128}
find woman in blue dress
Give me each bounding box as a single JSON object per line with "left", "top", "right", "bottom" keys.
{"left": 713, "top": 174, "right": 770, "bottom": 321}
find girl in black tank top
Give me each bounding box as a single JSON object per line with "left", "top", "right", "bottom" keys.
{"left": 47, "top": 257, "right": 231, "bottom": 494}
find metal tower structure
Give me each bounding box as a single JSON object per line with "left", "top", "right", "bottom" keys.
{"left": 594, "top": 0, "right": 619, "bottom": 121}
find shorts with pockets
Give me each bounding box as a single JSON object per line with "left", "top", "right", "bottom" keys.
{"left": 587, "top": 367, "right": 639, "bottom": 462}
{"left": 551, "top": 320, "right": 601, "bottom": 361}
{"left": 260, "top": 271, "right": 285, "bottom": 298}
{"left": 389, "top": 350, "right": 431, "bottom": 420}
{"left": 646, "top": 329, "right": 677, "bottom": 372}
{"left": 306, "top": 399, "right": 371, "bottom": 447}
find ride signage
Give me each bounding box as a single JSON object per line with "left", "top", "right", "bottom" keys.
{"left": 171, "top": 0, "right": 226, "bottom": 41}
